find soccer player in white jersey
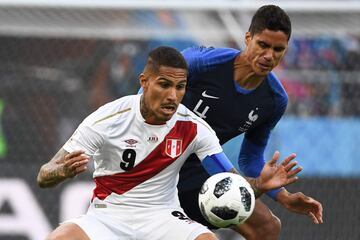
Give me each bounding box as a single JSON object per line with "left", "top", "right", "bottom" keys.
{"left": 37, "top": 46, "right": 302, "bottom": 240}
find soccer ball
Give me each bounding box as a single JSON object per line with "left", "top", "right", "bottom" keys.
{"left": 198, "top": 172, "right": 255, "bottom": 228}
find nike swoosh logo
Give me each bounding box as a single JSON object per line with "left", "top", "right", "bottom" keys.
{"left": 201, "top": 91, "right": 220, "bottom": 99}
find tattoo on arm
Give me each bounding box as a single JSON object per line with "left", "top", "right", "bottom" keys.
{"left": 37, "top": 148, "right": 69, "bottom": 188}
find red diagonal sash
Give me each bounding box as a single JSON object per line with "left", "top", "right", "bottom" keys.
{"left": 93, "top": 120, "right": 197, "bottom": 200}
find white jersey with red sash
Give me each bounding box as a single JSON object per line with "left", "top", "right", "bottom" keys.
{"left": 63, "top": 94, "right": 222, "bottom": 209}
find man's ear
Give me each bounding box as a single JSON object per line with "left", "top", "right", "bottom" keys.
{"left": 139, "top": 73, "right": 147, "bottom": 88}
{"left": 245, "top": 31, "right": 251, "bottom": 46}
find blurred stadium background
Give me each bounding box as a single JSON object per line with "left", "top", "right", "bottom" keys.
{"left": 0, "top": 0, "right": 359, "bottom": 239}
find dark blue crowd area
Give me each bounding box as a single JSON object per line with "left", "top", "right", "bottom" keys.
{"left": 281, "top": 36, "right": 360, "bottom": 71}
{"left": 0, "top": 35, "right": 359, "bottom": 119}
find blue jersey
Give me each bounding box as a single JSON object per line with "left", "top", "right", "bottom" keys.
{"left": 179, "top": 46, "right": 288, "bottom": 199}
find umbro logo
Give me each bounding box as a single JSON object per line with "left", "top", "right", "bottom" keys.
{"left": 201, "top": 90, "right": 219, "bottom": 99}
{"left": 125, "top": 139, "right": 137, "bottom": 145}
{"left": 124, "top": 139, "right": 137, "bottom": 147}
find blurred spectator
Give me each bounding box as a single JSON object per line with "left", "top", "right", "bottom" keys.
{"left": 277, "top": 35, "right": 360, "bottom": 116}
{"left": 88, "top": 41, "right": 146, "bottom": 109}
{"left": 88, "top": 37, "right": 196, "bottom": 110}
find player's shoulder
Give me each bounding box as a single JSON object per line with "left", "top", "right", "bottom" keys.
{"left": 176, "top": 104, "right": 216, "bottom": 134}
{"left": 181, "top": 46, "right": 240, "bottom": 70}
{"left": 82, "top": 95, "right": 137, "bottom": 126}
{"left": 266, "top": 72, "right": 288, "bottom": 103}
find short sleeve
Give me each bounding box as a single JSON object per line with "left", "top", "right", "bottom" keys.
{"left": 194, "top": 119, "right": 223, "bottom": 161}
{"left": 63, "top": 124, "right": 105, "bottom": 157}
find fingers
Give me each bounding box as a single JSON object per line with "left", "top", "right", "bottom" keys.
{"left": 268, "top": 152, "right": 297, "bottom": 167}
{"left": 75, "top": 162, "right": 88, "bottom": 174}
{"left": 287, "top": 166, "right": 302, "bottom": 178}
{"left": 281, "top": 153, "right": 297, "bottom": 167}
{"left": 267, "top": 151, "right": 280, "bottom": 165}
{"left": 308, "top": 209, "right": 323, "bottom": 224}
{"left": 300, "top": 194, "right": 324, "bottom": 224}
{"left": 64, "top": 150, "right": 89, "bottom": 165}
{"left": 310, "top": 199, "right": 323, "bottom": 224}
{"left": 70, "top": 158, "right": 89, "bottom": 169}
{"left": 284, "top": 160, "right": 297, "bottom": 171}
{"left": 68, "top": 156, "right": 89, "bottom": 170}
{"left": 63, "top": 150, "right": 89, "bottom": 177}
{"left": 316, "top": 211, "right": 323, "bottom": 224}
{"left": 65, "top": 158, "right": 89, "bottom": 177}
{"left": 282, "top": 153, "right": 301, "bottom": 178}
{"left": 65, "top": 150, "right": 86, "bottom": 160}
{"left": 284, "top": 176, "right": 299, "bottom": 186}
{"left": 308, "top": 211, "right": 319, "bottom": 224}
{"left": 66, "top": 153, "right": 89, "bottom": 165}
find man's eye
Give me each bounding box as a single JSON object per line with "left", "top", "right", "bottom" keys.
{"left": 177, "top": 84, "right": 186, "bottom": 90}
{"left": 258, "top": 42, "right": 267, "bottom": 48}
{"left": 160, "top": 83, "right": 170, "bottom": 88}
{"left": 274, "top": 47, "right": 285, "bottom": 53}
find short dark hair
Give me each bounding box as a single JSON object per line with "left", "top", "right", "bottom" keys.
{"left": 248, "top": 5, "right": 292, "bottom": 40}
{"left": 145, "top": 46, "right": 188, "bottom": 74}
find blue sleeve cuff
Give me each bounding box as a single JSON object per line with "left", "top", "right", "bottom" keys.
{"left": 266, "top": 188, "right": 283, "bottom": 200}
{"left": 201, "top": 152, "right": 234, "bottom": 175}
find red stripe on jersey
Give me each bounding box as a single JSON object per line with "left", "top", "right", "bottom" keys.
{"left": 93, "top": 120, "right": 197, "bottom": 200}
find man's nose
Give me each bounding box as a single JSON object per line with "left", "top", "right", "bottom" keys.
{"left": 264, "top": 49, "right": 274, "bottom": 61}
{"left": 167, "top": 87, "right": 177, "bottom": 101}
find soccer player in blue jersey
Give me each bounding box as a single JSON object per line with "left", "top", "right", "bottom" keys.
{"left": 178, "top": 5, "right": 323, "bottom": 240}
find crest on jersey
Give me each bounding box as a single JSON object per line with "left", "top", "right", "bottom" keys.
{"left": 165, "top": 138, "right": 182, "bottom": 158}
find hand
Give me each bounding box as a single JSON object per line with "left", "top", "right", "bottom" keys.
{"left": 277, "top": 190, "right": 323, "bottom": 224}
{"left": 257, "top": 151, "right": 301, "bottom": 192}
{"left": 55, "top": 150, "right": 89, "bottom": 178}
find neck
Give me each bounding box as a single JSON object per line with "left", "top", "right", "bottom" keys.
{"left": 140, "top": 96, "right": 165, "bottom": 125}
{"left": 140, "top": 95, "right": 149, "bottom": 119}
{"left": 234, "top": 53, "right": 265, "bottom": 90}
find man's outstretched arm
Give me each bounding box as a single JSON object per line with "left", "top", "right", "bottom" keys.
{"left": 238, "top": 139, "right": 323, "bottom": 224}
{"left": 201, "top": 151, "right": 301, "bottom": 198}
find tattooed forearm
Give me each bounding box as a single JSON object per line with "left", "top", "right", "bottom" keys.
{"left": 37, "top": 149, "right": 68, "bottom": 188}
{"left": 37, "top": 164, "right": 66, "bottom": 188}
